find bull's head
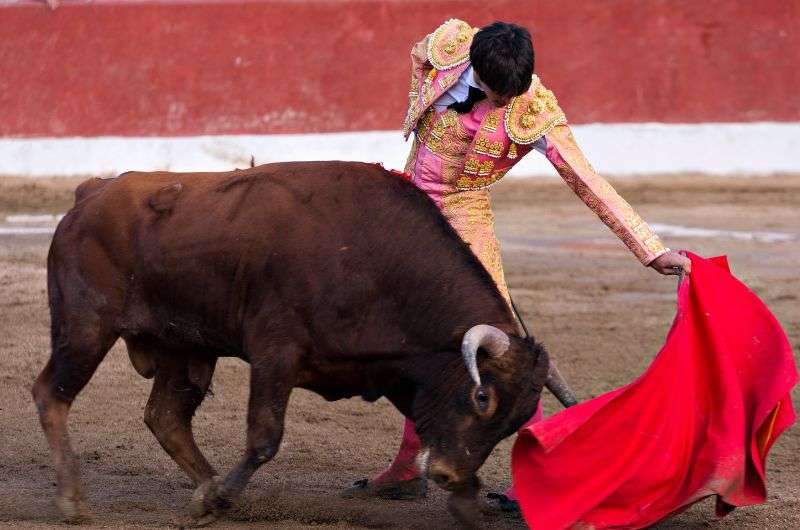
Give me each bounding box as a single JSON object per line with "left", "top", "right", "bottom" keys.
{"left": 410, "top": 325, "right": 574, "bottom": 492}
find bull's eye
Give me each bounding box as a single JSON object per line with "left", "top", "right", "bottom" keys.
{"left": 471, "top": 385, "right": 496, "bottom": 417}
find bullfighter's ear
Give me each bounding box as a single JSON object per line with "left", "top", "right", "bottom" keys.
{"left": 471, "top": 385, "right": 497, "bottom": 418}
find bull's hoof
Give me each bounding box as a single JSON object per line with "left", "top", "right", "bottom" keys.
{"left": 188, "top": 477, "right": 224, "bottom": 521}
{"left": 448, "top": 490, "right": 482, "bottom": 529}
{"left": 340, "top": 477, "right": 428, "bottom": 500}
{"left": 177, "top": 512, "right": 218, "bottom": 528}
{"left": 56, "top": 494, "right": 90, "bottom": 524}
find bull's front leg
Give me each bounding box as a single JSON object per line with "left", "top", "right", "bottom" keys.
{"left": 447, "top": 475, "right": 483, "bottom": 530}
{"left": 189, "top": 349, "right": 298, "bottom": 522}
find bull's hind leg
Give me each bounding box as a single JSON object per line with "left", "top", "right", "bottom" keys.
{"left": 31, "top": 321, "right": 118, "bottom": 522}
{"left": 143, "top": 349, "right": 218, "bottom": 487}
{"left": 190, "top": 345, "right": 299, "bottom": 521}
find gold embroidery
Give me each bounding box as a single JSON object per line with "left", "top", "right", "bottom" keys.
{"left": 478, "top": 160, "right": 494, "bottom": 176}
{"left": 464, "top": 157, "right": 480, "bottom": 175}
{"left": 417, "top": 108, "right": 435, "bottom": 135}
{"left": 441, "top": 111, "right": 457, "bottom": 127}
{"left": 626, "top": 213, "right": 666, "bottom": 255}
{"left": 422, "top": 86, "right": 435, "bottom": 105}
{"left": 505, "top": 75, "right": 567, "bottom": 145}
{"left": 625, "top": 212, "right": 643, "bottom": 228}
{"left": 440, "top": 190, "right": 510, "bottom": 301}
{"left": 427, "top": 19, "right": 475, "bottom": 70}
{"left": 482, "top": 112, "right": 500, "bottom": 132}
{"left": 519, "top": 98, "right": 546, "bottom": 128}
{"left": 474, "top": 137, "right": 504, "bottom": 159}
{"left": 507, "top": 143, "right": 518, "bottom": 159}
{"left": 457, "top": 176, "right": 475, "bottom": 188}
{"left": 438, "top": 72, "right": 459, "bottom": 89}
{"left": 416, "top": 109, "right": 473, "bottom": 162}
{"left": 528, "top": 99, "right": 544, "bottom": 115}
{"left": 430, "top": 117, "right": 445, "bottom": 139}
{"left": 645, "top": 236, "right": 667, "bottom": 254}
{"left": 454, "top": 177, "right": 486, "bottom": 195}
{"left": 444, "top": 28, "right": 471, "bottom": 55}
{"left": 440, "top": 163, "right": 462, "bottom": 186}
{"left": 442, "top": 192, "right": 494, "bottom": 226}
{"left": 519, "top": 113, "right": 536, "bottom": 129}
{"left": 633, "top": 223, "right": 652, "bottom": 240}
{"left": 405, "top": 21, "right": 479, "bottom": 138}
{"left": 455, "top": 169, "right": 509, "bottom": 191}
{"left": 403, "top": 63, "right": 422, "bottom": 138}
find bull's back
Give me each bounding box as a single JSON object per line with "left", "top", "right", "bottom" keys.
{"left": 51, "top": 161, "right": 505, "bottom": 357}
{"left": 55, "top": 162, "right": 473, "bottom": 295}
{"left": 53, "top": 161, "right": 429, "bottom": 313}
{"left": 127, "top": 161, "right": 431, "bottom": 263}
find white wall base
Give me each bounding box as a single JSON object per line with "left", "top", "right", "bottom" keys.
{"left": 2, "top": 122, "right": 798, "bottom": 177}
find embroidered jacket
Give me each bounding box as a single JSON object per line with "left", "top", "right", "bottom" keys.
{"left": 402, "top": 19, "right": 668, "bottom": 265}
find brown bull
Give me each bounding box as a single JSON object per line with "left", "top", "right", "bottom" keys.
{"left": 32, "top": 161, "right": 574, "bottom": 528}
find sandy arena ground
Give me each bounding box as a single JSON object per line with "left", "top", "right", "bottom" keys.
{"left": 0, "top": 174, "right": 798, "bottom": 529}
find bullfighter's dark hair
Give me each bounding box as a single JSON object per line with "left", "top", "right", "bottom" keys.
{"left": 470, "top": 21, "right": 534, "bottom": 98}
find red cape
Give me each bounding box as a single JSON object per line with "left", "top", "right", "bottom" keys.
{"left": 512, "top": 254, "right": 797, "bottom": 529}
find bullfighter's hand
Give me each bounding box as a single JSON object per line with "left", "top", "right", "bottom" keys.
{"left": 649, "top": 250, "right": 691, "bottom": 276}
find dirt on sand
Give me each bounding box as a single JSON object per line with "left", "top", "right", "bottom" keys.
{"left": 1, "top": 174, "right": 798, "bottom": 529}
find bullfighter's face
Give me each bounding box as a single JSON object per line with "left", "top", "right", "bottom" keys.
{"left": 473, "top": 69, "right": 513, "bottom": 108}
{"left": 412, "top": 336, "right": 549, "bottom": 490}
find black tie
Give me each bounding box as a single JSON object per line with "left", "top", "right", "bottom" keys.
{"left": 448, "top": 86, "right": 487, "bottom": 114}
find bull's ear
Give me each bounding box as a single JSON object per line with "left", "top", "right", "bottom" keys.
{"left": 471, "top": 384, "right": 497, "bottom": 418}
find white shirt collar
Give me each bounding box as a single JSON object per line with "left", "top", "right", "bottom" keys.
{"left": 465, "top": 66, "right": 481, "bottom": 90}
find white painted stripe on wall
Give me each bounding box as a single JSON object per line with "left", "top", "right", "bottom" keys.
{"left": 650, "top": 223, "right": 797, "bottom": 243}
{"left": 6, "top": 214, "right": 64, "bottom": 223}
{"left": 0, "top": 227, "right": 55, "bottom": 235}
{"left": 2, "top": 122, "right": 798, "bottom": 177}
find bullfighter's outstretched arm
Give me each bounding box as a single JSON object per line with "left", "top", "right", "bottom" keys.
{"left": 543, "top": 124, "right": 669, "bottom": 266}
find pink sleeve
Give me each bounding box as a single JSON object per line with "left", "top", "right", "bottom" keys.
{"left": 544, "top": 124, "right": 668, "bottom": 266}
{"left": 407, "top": 36, "right": 430, "bottom": 103}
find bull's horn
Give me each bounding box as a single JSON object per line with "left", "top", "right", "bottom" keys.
{"left": 461, "top": 325, "right": 510, "bottom": 386}
{"left": 546, "top": 362, "right": 579, "bottom": 408}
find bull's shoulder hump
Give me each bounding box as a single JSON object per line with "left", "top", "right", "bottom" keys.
{"left": 214, "top": 161, "right": 395, "bottom": 192}
{"left": 74, "top": 177, "right": 110, "bottom": 204}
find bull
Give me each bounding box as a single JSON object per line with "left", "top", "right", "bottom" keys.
{"left": 32, "top": 161, "right": 575, "bottom": 528}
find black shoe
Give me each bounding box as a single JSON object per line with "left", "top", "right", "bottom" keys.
{"left": 485, "top": 492, "right": 520, "bottom": 513}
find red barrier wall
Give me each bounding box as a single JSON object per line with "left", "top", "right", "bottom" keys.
{"left": 1, "top": 0, "right": 798, "bottom": 137}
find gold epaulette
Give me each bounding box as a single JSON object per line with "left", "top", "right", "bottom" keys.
{"left": 427, "top": 19, "right": 477, "bottom": 70}
{"left": 505, "top": 75, "right": 567, "bottom": 145}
